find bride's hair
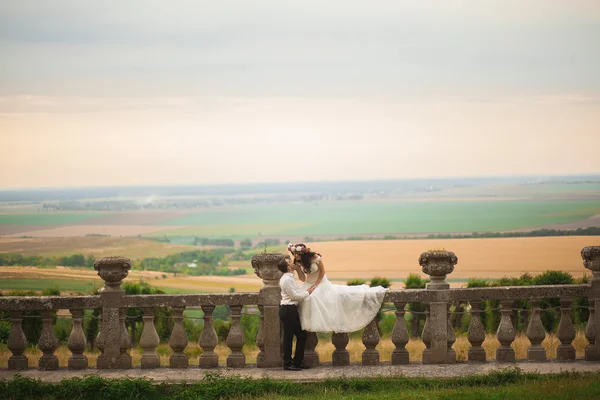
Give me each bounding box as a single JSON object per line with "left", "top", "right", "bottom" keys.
{"left": 290, "top": 243, "right": 321, "bottom": 274}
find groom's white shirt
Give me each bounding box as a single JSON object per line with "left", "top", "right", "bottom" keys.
{"left": 280, "top": 272, "right": 309, "bottom": 305}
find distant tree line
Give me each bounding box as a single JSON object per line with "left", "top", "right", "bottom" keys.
{"left": 0, "top": 253, "right": 95, "bottom": 268}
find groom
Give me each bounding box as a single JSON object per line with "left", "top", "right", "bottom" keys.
{"left": 278, "top": 257, "right": 314, "bottom": 371}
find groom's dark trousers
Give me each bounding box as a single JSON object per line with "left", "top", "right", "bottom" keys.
{"left": 279, "top": 305, "right": 307, "bottom": 367}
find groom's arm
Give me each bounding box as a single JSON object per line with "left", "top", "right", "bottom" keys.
{"left": 281, "top": 278, "right": 310, "bottom": 301}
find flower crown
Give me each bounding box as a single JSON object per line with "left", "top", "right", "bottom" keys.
{"left": 287, "top": 243, "right": 309, "bottom": 254}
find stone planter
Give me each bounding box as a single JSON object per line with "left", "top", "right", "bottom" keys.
{"left": 582, "top": 246, "right": 600, "bottom": 276}
{"left": 419, "top": 250, "right": 458, "bottom": 290}
{"left": 251, "top": 253, "right": 285, "bottom": 286}
{"left": 93, "top": 256, "right": 131, "bottom": 291}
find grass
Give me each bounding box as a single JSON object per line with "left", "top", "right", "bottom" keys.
{"left": 0, "top": 213, "right": 104, "bottom": 226}
{"left": 0, "top": 278, "right": 100, "bottom": 293}
{"left": 0, "top": 332, "right": 589, "bottom": 369}
{"left": 151, "top": 200, "right": 600, "bottom": 237}
{"left": 1, "top": 369, "right": 599, "bottom": 400}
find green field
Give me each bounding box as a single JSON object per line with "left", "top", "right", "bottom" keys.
{"left": 152, "top": 200, "right": 600, "bottom": 237}
{"left": 0, "top": 278, "right": 100, "bottom": 293}
{"left": 0, "top": 213, "right": 104, "bottom": 225}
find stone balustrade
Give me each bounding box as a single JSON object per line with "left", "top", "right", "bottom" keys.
{"left": 1, "top": 246, "right": 599, "bottom": 371}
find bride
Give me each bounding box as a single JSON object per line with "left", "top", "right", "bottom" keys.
{"left": 287, "top": 243, "right": 387, "bottom": 333}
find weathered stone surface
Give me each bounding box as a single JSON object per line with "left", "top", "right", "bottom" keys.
{"left": 331, "top": 332, "right": 350, "bottom": 366}
{"left": 125, "top": 293, "right": 259, "bottom": 308}
{"left": 429, "top": 302, "right": 449, "bottom": 364}
{"left": 421, "top": 305, "right": 432, "bottom": 364}
{"left": 94, "top": 256, "right": 131, "bottom": 291}
{"left": 585, "top": 304, "right": 598, "bottom": 361}
{"left": 140, "top": 308, "right": 160, "bottom": 369}
{"left": 68, "top": 309, "right": 88, "bottom": 370}
{"left": 0, "top": 296, "right": 101, "bottom": 311}
{"left": 582, "top": 246, "right": 600, "bottom": 272}
{"left": 526, "top": 300, "right": 547, "bottom": 362}
{"left": 199, "top": 305, "right": 219, "bottom": 368}
{"left": 305, "top": 332, "right": 320, "bottom": 367}
{"left": 95, "top": 311, "right": 107, "bottom": 369}
{"left": 496, "top": 300, "right": 516, "bottom": 363}
{"left": 446, "top": 303, "right": 456, "bottom": 364}
{"left": 7, "top": 311, "right": 28, "bottom": 371}
{"left": 169, "top": 307, "right": 189, "bottom": 368}
{"left": 362, "top": 318, "right": 380, "bottom": 365}
{"left": 419, "top": 251, "right": 457, "bottom": 290}
{"left": 256, "top": 305, "right": 266, "bottom": 367}
{"left": 557, "top": 299, "right": 576, "bottom": 362}
{"left": 253, "top": 253, "right": 284, "bottom": 368}
{"left": 467, "top": 301, "right": 486, "bottom": 363}
{"left": 119, "top": 308, "right": 132, "bottom": 369}
{"left": 391, "top": 302, "right": 409, "bottom": 365}
{"left": 226, "top": 305, "right": 246, "bottom": 368}
{"left": 38, "top": 310, "right": 59, "bottom": 371}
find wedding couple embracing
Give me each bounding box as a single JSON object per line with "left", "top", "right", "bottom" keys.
{"left": 278, "top": 243, "right": 388, "bottom": 371}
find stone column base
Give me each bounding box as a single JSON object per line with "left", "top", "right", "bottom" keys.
{"left": 362, "top": 349, "right": 379, "bottom": 365}
{"left": 68, "top": 355, "right": 88, "bottom": 370}
{"left": 141, "top": 354, "right": 160, "bottom": 369}
{"left": 527, "top": 346, "right": 547, "bottom": 362}
{"left": 496, "top": 347, "right": 516, "bottom": 363}
{"left": 227, "top": 353, "right": 246, "bottom": 368}
{"left": 8, "top": 355, "right": 28, "bottom": 370}
{"left": 392, "top": 349, "right": 409, "bottom": 365}
{"left": 468, "top": 348, "right": 486, "bottom": 362}
{"left": 39, "top": 356, "right": 59, "bottom": 371}
{"left": 169, "top": 354, "right": 189, "bottom": 368}
{"left": 557, "top": 345, "right": 576, "bottom": 361}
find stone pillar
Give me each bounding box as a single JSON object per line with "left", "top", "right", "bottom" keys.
{"left": 199, "top": 305, "right": 219, "bottom": 368}
{"left": 68, "top": 309, "right": 88, "bottom": 370}
{"left": 419, "top": 250, "right": 457, "bottom": 364}
{"left": 252, "top": 253, "right": 284, "bottom": 368}
{"left": 585, "top": 304, "right": 598, "bottom": 361}
{"left": 496, "top": 300, "right": 516, "bottom": 362}
{"left": 140, "top": 308, "right": 161, "bottom": 369}
{"left": 7, "top": 311, "right": 28, "bottom": 370}
{"left": 118, "top": 308, "right": 132, "bottom": 368}
{"left": 169, "top": 306, "right": 189, "bottom": 368}
{"left": 556, "top": 299, "right": 576, "bottom": 361}
{"left": 362, "top": 318, "right": 380, "bottom": 365}
{"left": 95, "top": 311, "right": 106, "bottom": 369}
{"left": 226, "top": 305, "right": 246, "bottom": 368}
{"left": 446, "top": 303, "right": 457, "bottom": 364}
{"left": 526, "top": 300, "right": 546, "bottom": 362}
{"left": 467, "top": 300, "right": 486, "bottom": 362}
{"left": 392, "top": 302, "right": 409, "bottom": 364}
{"left": 421, "top": 305, "right": 432, "bottom": 364}
{"left": 94, "top": 256, "right": 131, "bottom": 369}
{"left": 256, "top": 305, "right": 266, "bottom": 367}
{"left": 331, "top": 332, "right": 350, "bottom": 366}
{"left": 582, "top": 246, "right": 600, "bottom": 361}
{"left": 304, "top": 332, "right": 320, "bottom": 367}
{"left": 38, "top": 310, "right": 59, "bottom": 370}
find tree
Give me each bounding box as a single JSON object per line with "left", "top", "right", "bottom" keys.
{"left": 370, "top": 277, "right": 391, "bottom": 289}
{"left": 240, "top": 238, "right": 252, "bottom": 249}
{"left": 347, "top": 279, "right": 367, "bottom": 286}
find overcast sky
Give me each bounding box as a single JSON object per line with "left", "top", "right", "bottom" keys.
{"left": 1, "top": 1, "right": 599, "bottom": 188}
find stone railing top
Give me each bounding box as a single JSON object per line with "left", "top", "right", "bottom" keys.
{"left": 0, "top": 295, "right": 101, "bottom": 311}
{"left": 124, "top": 292, "right": 259, "bottom": 308}
{"left": 384, "top": 283, "right": 591, "bottom": 303}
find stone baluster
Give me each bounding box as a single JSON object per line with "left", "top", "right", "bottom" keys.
{"left": 169, "top": 306, "right": 189, "bottom": 368}
{"left": 419, "top": 250, "right": 457, "bottom": 364}
{"left": 252, "top": 253, "right": 284, "bottom": 368}
{"left": 140, "top": 308, "right": 160, "bottom": 368}
{"left": 304, "top": 332, "right": 320, "bottom": 367}
{"left": 362, "top": 317, "right": 380, "bottom": 365}
{"left": 496, "top": 299, "right": 516, "bottom": 362}
{"left": 421, "top": 304, "right": 432, "bottom": 364}
{"left": 392, "top": 302, "right": 409, "bottom": 364}
{"left": 38, "top": 310, "right": 59, "bottom": 370}
{"left": 557, "top": 299, "right": 576, "bottom": 361}
{"left": 256, "top": 305, "right": 265, "bottom": 367}
{"left": 7, "top": 311, "right": 28, "bottom": 370}
{"left": 95, "top": 311, "right": 106, "bottom": 369}
{"left": 467, "top": 300, "right": 486, "bottom": 362}
{"left": 119, "top": 308, "right": 132, "bottom": 368}
{"left": 447, "top": 302, "right": 456, "bottom": 363}
{"left": 94, "top": 256, "right": 131, "bottom": 369}
{"left": 199, "top": 305, "right": 219, "bottom": 368}
{"left": 526, "top": 300, "right": 546, "bottom": 361}
{"left": 331, "top": 332, "right": 350, "bottom": 366}
{"left": 68, "top": 309, "right": 88, "bottom": 369}
{"left": 585, "top": 304, "right": 598, "bottom": 361}
{"left": 226, "top": 305, "right": 246, "bottom": 368}
{"left": 582, "top": 246, "right": 600, "bottom": 362}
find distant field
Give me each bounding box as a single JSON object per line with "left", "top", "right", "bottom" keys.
{"left": 151, "top": 200, "right": 600, "bottom": 237}
{"left": 0, "top": 212, "right": 103, "bottom": 225}
{"left": 0, "top": 278, "right": 100, "bottom": 293}
{"left": 0, "top": 236, "right": 196, "bottom": 258}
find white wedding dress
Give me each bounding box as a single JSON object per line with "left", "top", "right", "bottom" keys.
{"left": 298, "top": 256, "right": 387, "bottom": 333}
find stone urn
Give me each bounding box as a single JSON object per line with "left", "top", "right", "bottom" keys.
{"left": 582, "top": 246, "right": 600, "bottom": 276}
{"left": 419, "top": 250, "right": 458, "bottom": 289}
{"left": 251, "top": 253, "right": 285, "bottom": 287}
{"left": 93, "top": 256, "right": 132, "bottom": 291}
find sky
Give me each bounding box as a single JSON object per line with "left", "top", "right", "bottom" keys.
{"left": 1, "top": 1, "right": 599, "bottom": 188}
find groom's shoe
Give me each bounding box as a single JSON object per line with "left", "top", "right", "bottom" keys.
{"left": 284, "top": 364, "right": 302, "bottom": 371}
{"left": 295, "top": 363, "right": 311, "bottom": 369}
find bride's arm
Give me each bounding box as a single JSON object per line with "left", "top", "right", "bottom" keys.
{"left": 295, "top": 263, "right": 306, "bottom": 282}
{"left": 310, "top": 258, "right": 326, "bottom": 290}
